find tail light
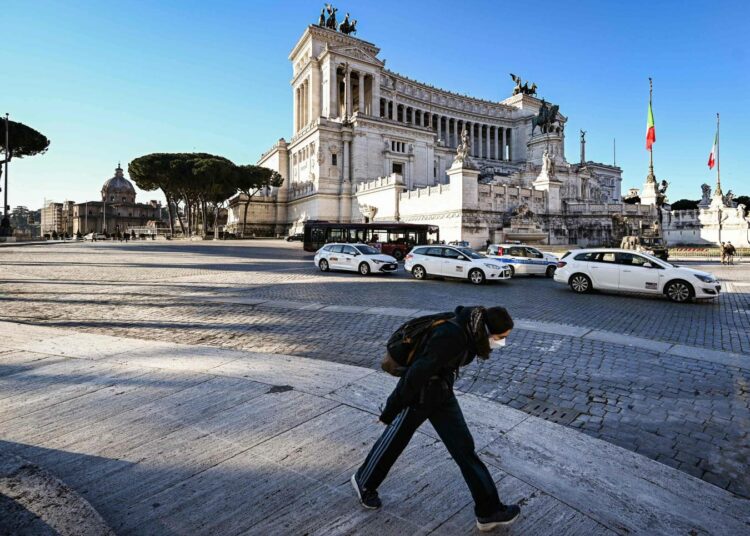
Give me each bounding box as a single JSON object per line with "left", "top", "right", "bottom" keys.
{"left": 557, "top": 261, "right": 567, "bottom": 268}
{"left": 405, "top": 254, "right": 413, "bottom": 261}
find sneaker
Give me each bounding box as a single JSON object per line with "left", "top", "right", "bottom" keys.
{"left": 351, "top": 473, "right": 381, "bottom": 510}
{"left": 476, "top": 504, "right": 521, "bottom": 532}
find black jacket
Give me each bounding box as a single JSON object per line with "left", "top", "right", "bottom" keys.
{"left": 379, "top": 306, "right": 481, "bottom": 424}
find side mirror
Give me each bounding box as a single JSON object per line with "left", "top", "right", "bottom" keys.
{"left": 643, "top": 262, "right": 653, "bottom": 269}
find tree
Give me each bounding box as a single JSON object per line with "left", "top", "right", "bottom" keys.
{"left": 623, "top": 195, "right": 640, "bottom": 205}
{"left": 670, "top": 199, "right": 699, "bottom": 210}
{"left": 130, "top": 153, "right": 235, "bottom": 237}
{"left": 191, "top": 156, "right": 236, "bottom": 238}
{"left": 0, "top": 120, "right": 50, "bottom": 235}
{"left": 235, "top": 165, "right": 283, "bottom": 237}
{"left": 735, "top": 195, "right": 749, "bottom": 207}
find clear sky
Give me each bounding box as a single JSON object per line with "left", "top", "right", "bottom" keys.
{"left": 4, "top": 0, "right": 748, "bottom": 210}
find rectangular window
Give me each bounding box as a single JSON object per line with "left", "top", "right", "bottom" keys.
{"left": 331, "top": 154, "right": 337, "bottom": 166}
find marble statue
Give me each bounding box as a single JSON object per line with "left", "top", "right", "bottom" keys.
{"left": 701, "top": 183, "right": 712, "bottom": 204}
{"left": 454, "top": 129, "right": 473, "bottom": 167}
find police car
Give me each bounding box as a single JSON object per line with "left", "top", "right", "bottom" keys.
{"left": 314, "top": 243, "right": 399, "bottom": 275}
{"left": 486, "top": 244, "right": 559, "bottom": 277}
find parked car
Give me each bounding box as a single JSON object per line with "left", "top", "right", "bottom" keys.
{"left": 314, "top": 243, "right": 398, "bottom": 275}
{"left": 286, "top": 233, "right": 304, "bottom": 242}
{"left": 83, "top": 233, "right": 107, "bottom": 241}
{"left": 486, "top": 243, "right": 559, "bottom": 277}
{"left": 554, "top": 248, "right": 720, "bottom": 303}
{"left": 404, "top": 245, "right": 512, "bottom": 285}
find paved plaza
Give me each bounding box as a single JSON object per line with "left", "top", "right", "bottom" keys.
{"left": 1, "top": 240, "right": 750, "bottom": 534}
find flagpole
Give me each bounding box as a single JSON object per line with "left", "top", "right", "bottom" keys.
{"left": 716, "top": 113, "right": 721, "bottom": 195}
{"left": 716, "top": 112, "right": 722, "bottom": 246}
{"left": 649, "top": 78, "right": 654, "bottom": 177}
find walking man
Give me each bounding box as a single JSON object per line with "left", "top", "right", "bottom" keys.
{"left": 720, "top": 242, "right": 726, "bottom": 265}
{"left": 726, "top": 241, "right": 736, "bottom": 265}
{"left": 351, "top": 306, "right": 521, "bottom": 532}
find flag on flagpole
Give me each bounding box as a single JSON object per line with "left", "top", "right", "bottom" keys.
{"left": 707, "top": 128, "right": 718, "bottom": 169}
{"left": 645, "top": 101, "right": 655, "bottom": 151}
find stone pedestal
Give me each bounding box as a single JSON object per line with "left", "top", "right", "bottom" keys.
{"left": 527, "top": 132, "right": 564, "bottom": 166}
{"left": 533, "top": 172, "right": 563, "bottom": 213}
{"left": 640, "top": 180, "right": 659, "bottom": 206}
{"left": 447, "top": 161, "right": 480, "bottom": 211}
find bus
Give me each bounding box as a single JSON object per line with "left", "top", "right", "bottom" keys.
{"left": 303, "top": 221, "right": 440, "bottom": 260}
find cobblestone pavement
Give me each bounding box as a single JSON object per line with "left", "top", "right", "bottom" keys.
{"left": 1, "top": 240, "right": 749, "bottom": 498}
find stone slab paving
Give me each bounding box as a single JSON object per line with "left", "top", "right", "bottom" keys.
{"left": 1, "top": 323, "right": 749, "bottom": 535}
{"left": 0, "top": 241, "right": 748, "bottom": 500}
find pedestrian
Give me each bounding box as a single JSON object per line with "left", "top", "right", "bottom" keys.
{"left": 719, "top": 242, "right": 726, "bottom": 265}
{"left": 351, "top": 306, "right": 521, "bottom": 532}
{"left": 726, "top": 241, "right": 736, "bottom": 265}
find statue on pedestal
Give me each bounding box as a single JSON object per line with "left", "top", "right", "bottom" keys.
{"left": 541, "top": 147, "right": 556, "bottom": 178}
{"left": 531, "top": 99, "right": 560, "bottom": 135}
{"left": 579, "top": 130, "right": 587, "bottom": 164}
{"left": 453, "top": 129, "right": 476, "bottom": 169}
{"left": 700, "top": 183, "right": 712, "bottom": 206}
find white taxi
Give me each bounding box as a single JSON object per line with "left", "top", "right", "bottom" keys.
{"left": 314, "top": 243, "right": 399, "bottom": 275}
{"left": 405, "top": 245, "right": 512, "bottom": 285}
{"left": 554, "top": 248, "right": 721, "bottom": 303}
{"left": 486, "top": 244, "right": 559, "bottom": 277}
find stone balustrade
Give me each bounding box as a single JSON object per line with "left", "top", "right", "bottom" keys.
{"left": 399, "top": 183, "right": 449, "bottom": 200}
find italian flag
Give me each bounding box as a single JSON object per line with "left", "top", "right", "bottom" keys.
{"left": 707, "top": 129, "right": 718, "bottom": 169}
{"left": 645, "top": 101, "right": 655, "bottom": 150}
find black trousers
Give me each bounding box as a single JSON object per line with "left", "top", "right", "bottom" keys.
{"left": 356, "top": 395, "right": 502, "bottom": 517}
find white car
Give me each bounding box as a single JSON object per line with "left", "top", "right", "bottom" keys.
{"left": 314, "top": 243, "right": 398, "bottom": 275}
{"left": 405, "top": 245, "right": 512, "bottom": 285}
{"left": 554, "top": 248, "right": 721, "bottom": 303}
{"left": 486, "top": 243, "right": 559, "bottom": 277}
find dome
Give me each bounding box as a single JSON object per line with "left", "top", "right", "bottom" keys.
{"left": 101, "top": 164, "right": 136, "bottom": 203}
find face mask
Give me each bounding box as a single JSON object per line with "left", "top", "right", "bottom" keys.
{"left": 489, "top": 338, "right": 506, "bottom": 349}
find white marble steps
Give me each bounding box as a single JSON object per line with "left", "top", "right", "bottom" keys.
{"left": 1, "top": 321, "right": 748, "bottom": 535}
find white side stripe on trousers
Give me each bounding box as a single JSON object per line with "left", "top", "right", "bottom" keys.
{"left": 360, "top": 407, "right": 410, "bottom": 485}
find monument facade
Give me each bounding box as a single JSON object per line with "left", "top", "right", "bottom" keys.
{"left": 228, "top": 9, "right": 654, "bottom": 246}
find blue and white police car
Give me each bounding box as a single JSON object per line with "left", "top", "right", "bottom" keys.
{"left": 486, "top": 244, "right": 559, "bottom": 277}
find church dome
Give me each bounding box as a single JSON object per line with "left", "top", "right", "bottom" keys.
{"left": 102, "top": 164, "right": 136, "bottom": 203}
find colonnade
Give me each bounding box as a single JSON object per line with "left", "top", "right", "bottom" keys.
{"left": 378, "top": 98, "right": 512, "bottom": 161}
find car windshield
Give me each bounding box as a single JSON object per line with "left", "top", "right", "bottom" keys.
{"left": 355, "top": 245, "right": 380, "bottom": 255}
{"left": 457, "top": 247, "right": 484, "bottom": 259}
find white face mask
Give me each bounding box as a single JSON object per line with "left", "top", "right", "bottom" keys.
{"left": 488, "top": 338, "right": 506, "bottom": 349}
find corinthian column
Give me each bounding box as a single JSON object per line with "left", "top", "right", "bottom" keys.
{"left": 345, "top": 65, "right": 352, "bottom": 118}
{"left": 358, "top": 72, "right": 365, "bottom": 114}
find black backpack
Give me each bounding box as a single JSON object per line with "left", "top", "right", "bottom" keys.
{"left": 380, "top": 312, "right": 455, "bottom": 376}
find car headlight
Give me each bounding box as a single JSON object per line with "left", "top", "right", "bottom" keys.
{"left": 371, "top": 259, "right": 384, "bottom": 264}
{"left": 694, "top": 274, "right": 716, "bottom": 283}
{"left": 483, "top": 263, "right": 503, "bottom": 270}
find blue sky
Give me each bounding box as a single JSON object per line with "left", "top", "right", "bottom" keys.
{"left": 4, "top": 0, "right": 748, "bottom": 210}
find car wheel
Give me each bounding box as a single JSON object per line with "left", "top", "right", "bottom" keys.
{"left": 412, "top": 265, "right": 427, "bottom": 280}
{"left": 569, "top": 273, "right": 592, "bottom": 293}
{"left": 392, "top": 249, "right": 404, "bottom": 261}
{"left": 546, "top": 265, "right": 556, "bottom": 278}
{"left": 359, "top": 262, "right": 371, "bottom": 276}
{"left": 469, "top": 269, "right": 486, "bottom": 285}
{"left": 507, "top": 265, "right": 515, "bottom": 277}
{"left": 319, "top": 259, "right": 329, "bottom": 272}
{"left": 665, "top": 280, "right": 693, "bottom": 303}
